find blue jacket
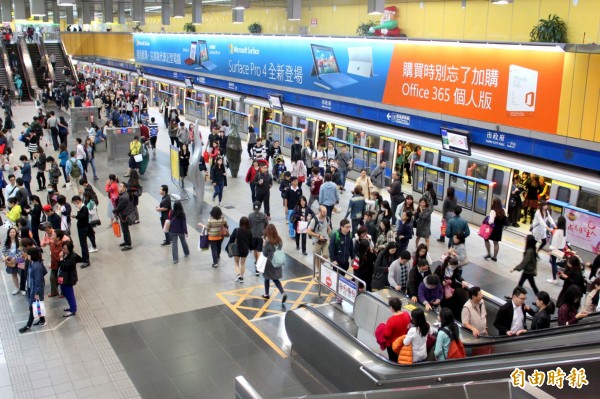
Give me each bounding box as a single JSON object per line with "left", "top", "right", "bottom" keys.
{"left": 396, "top": 219, "right": 413, "bottom": 250}
{"left": 345, "top": 194, "right": 365, "bottom": 220}
{"left": 329, "top": 229, "right": 354, "bottom": 267}
{"left": 27, "top": 260, "right": 46, "bottom": 306}
{"left": 445, "top": 216, "right": 470, "bottom": 239}
{"left": 21, "top": 162, "right": 31, "bottom": 183}
{"left": 169, "top": 215, "right": 188, "bottom": 235}
{"left": 319, "top": 181, "right": 339, "bottom": 206}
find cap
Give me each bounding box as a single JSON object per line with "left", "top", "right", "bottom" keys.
{"left": 43, "top": 204, "right": 52, "bottom": 212}
{"left": 253, "top": 201, "right": 261, "bottom": 210}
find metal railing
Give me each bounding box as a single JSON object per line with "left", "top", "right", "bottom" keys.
{"left": 313, "top": 254, "right": 365, "bottom": 305}
{"left": 234, "top": 376, "right": 263, "bottom": 399}
{"left": 0, "top": 42, "right": 17, "bottom": 96}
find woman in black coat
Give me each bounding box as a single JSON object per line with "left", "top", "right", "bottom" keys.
{"left": 210, "top": 156, "right": 227, "bottom": 206}
{"left": 230, "top": 216, "right": 253, "bottom": 283}
{"left": 59, "top": 241, "right": 81, "bottom": 317}
{"left": 179, "top": 144, "right": 190, "bottom": 187}
{"left": 371, "top": 242, "right": 398, "bottom": 292}
{"left": 434, "top": 257, "right": 468, "bottom": 321}
{"left": 528, "top": 291, "right": 555, "bottom": 331}
{"left": 557, "top": 256, "right": 586, "bottom": 306}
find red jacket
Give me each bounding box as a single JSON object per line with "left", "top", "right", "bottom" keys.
{"left": 245, "top": 166, "right": 258, "bottom": 183}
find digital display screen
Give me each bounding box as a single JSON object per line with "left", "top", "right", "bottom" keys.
{"left": 198, "top": 41, "right": 209, "bottom": 63}
{"left": 441, "top": 128, "right": 471, "bottom": 156}
{"left": 184, "top": 78, "right": 193, "bottom": 88}
{"left": 268, "top": 94, "right": 283, "bottom": 110}
{"left": 312, "top": 46, "right": 340, "bottom": 75}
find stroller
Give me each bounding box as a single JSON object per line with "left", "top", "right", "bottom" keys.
{"left": 273, "top": 155, "right": 287, "bottom": 183}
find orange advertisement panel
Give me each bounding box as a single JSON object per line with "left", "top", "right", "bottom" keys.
{"left": 382, "top": 44, "right": 565, "bottom": 134}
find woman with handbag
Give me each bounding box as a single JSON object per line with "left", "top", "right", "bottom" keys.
{"left": 168, "top": 201, "right": 190, "bottom": 265}
{"left": 414, "top": 197, "right": 432, "bottom": 250}
{"left": 260, "top": 224, "right": 287, "bottom": 303}
{"left": 198, "top": 206, "right": 228, "bottom": 268}
{"left": 434, "top": 257, "right": 469, "bottom": 321}
{"left": 531, "top": 200, "right": 556, "bottom": 253}
{"left": 292, "top": 196, "right": 315, "bottom": 256}
{"left": 2, "top": 227, "right": 22, "bottom": 295}
{"left": 547, "top": 216, "right": 567, "bottom": 285}
{"left": 230, "top": 217, "right": 252, "bottom": 282}
{"left": 291, "top": 158, "right": 307, "bottom": 190}
{"left": 127, "top": 170, "right": 141, "bottom": 223}
{"left": 484, "top": 198, "right": 507, "bottom": 262}
{"left": 59, "top": 241, "right": 81, "bottom": 317}
{"left": 354, "top": 169, "right": 374, "bottom": 201}
{"left": 437, "top": 187, "right": 456, "bottom": 243}
{"left": 105, "top": 174, "right": 119, "bottom": 226}
{"left": 18, "top": 248, "right": 46, "bottom": 333}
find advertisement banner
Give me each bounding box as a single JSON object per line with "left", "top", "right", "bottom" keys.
{"left": 134, "top": 34, "right": 564, "bottom": 134}
{"left": 565, "top": 209, "right": 600, "bottom": 254}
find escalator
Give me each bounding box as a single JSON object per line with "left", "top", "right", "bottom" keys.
{"left": 27, "top": 43, "right": 46, "bottom": 89}
{"left": 0, "top": 44, "right": 16, "bottom": 97}
{"left": 285, "top": 292, "right": 600, "bottom": 397}
{"left": 45, "top": 41, "right": 76, "bottom": 84}
{"left": 5, "top": 43, "right": 31, "bottom": 101}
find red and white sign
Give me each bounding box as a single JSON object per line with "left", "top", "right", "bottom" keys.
{"left": 320, "top": 264, "right": 338, "bottom": 290}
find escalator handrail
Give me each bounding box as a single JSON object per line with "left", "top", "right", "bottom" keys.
{"left": 57, "top": 33, "right": 78, "bottom": 84}
{"left": 0, "top": 43, "right": 17, "bottom": 96}
{"left": 15, "top": 36, "right": 40, "bottom": 100}
{"left": 38, "top": 37, "right": 56, "bottom": 82}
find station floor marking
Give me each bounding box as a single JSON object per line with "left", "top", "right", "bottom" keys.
{"left": 216, "top": 275, "right": 334, "bottom": 358}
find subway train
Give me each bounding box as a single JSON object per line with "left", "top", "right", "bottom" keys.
{"left": 79, "top": 62, "right": 600, "bottom": 251}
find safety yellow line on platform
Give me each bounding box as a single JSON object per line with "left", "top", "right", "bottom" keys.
{"left": 215, "top": 292, "right": 289, "bottom": 359}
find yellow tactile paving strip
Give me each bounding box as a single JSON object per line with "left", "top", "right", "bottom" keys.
{"left": 216, "top": 276, "right": 334, "bottom": 358}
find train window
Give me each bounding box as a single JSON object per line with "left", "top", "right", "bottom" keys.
{"left": 450, "top": 177, "right": 474, "bottom": 210}
{"left": 306, "top": 120, "right": 316, "bottom": 143}
{"left": 474, "top": 184, "right": 489, "bottom": 215}
{"left": 491, "top": 170, "right": 504, "bottom": 197}
{"left": 274, "top": 112, "right": 282, "bottom": 123}
{"left": 438, "top": 154, "right": 459, "bottom": 173}
{"left": 425, "top": 169, "right": 444, "bottom": 201}
{"left": 271, "top": 124, "right": 282, "bottom": 143}
{"left": 296, "top": 118, "right": 307, "bottom": 129}
{"left": 347, "top": 130, "right": 356, "bottom": 145}
{"left": 364, "top": 134, "right": 379, "bottom": 149}
{"left": 424, "top": 151, "right": 434, "bottom": 165}
{"left": 335, "top": 127, "right": 346, "bottom": 140}
{"left": 251, "top": 107, "right": 260, "bottom": 124}
{"left": 577, "top": 189, "right": 600, "bottom": 215}
{"left": 368, "top": 151, "right": 378, "bottom": 174}
{"left": 556, "top": 186, "right": 571, "bottom": 203}
{"left": 353, "top": 148, "right": 366, "bottom": 172}
{"left": 466, "top": 161, "right": 488, "bottom": 180}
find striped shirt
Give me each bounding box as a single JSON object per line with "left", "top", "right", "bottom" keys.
{"left": 148, "top": 123, "right": 159, "bottom": 137}
{"left": 252, "top": 145, "right": 267, "bottom": 161}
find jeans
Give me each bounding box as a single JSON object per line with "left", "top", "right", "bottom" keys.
{"left": 89, "top": 158, "right": 97, "bottom": 178}
{"left": 250, "top": 183, "right": 256, "bottom": 203}
{"left": 171, "top": 233, "right": 190, "bottom": 262}
{"left": 150, "top": 136, "right": 157, "bottom": 149}
{"left": 120, "top": 219, "right": 131, "bottom": 246}
{"left": 27, "top": 302, "right": 46, "bottom": 327}
{"left": 256, "top": 192, "right": 270, "bottom": 216}
{"left": 61, "top": 285, "right": 77, "bottom": 313}
{"left": 324, "top": 205, "right": 334, "bottom": 228}
{"left": 78, "top": 227, "right": 90, "bottom": 263}
{"left": 518, "top": 273, "right": 539, "bottom": 294}
{"left": 213, "top": 183, "right": 224, "bottom": 203}
{"left": 62, "top": 165, "right": 70, "bottom": 183}
{"left": 287, "top": 209, "right": 296, "bottom": 238}
{"left": 209, "top": 240, "right": 222, "bottom": 264}
{"left": 160, "top": 216, "right": 171, "bottom": 243}
{"left": 339, "top": 170, "right": 348, "bottom": 189}
{"left": 19, "top": 265, "right": 28, "bottom": 292}
{"left": 550, "top": 255, "right": 558, "bottom": 280}
{"left": 264, "top": 279, "right": 284, "bottom": 296}
{"left": 23, "top": 181, "right": 31, "bottom": 200}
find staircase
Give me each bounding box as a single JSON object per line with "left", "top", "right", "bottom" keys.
{"left": 27, "top": 43, "right": 46, "bottom": 89}
{"left": 0, "top": 56, "right": 11, "bottom": 95}
{"left": 45, "top": 42, "right": 68, "bottom": 84}
{"left": 5, "top": 43, "right": 31, "bottom": 101}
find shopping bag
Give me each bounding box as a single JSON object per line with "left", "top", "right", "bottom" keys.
{"left": 133, "top": 154, "right": 143, "bottom": 163}
{"left": 112, "top": 221, "right": 121, "bottom": 238}
{"left": 256, "top": 253, "right": 268, "bottom": 273}
{"left": 440, "top": 219, "right": 447, "bottom": 236}
{"left": 198, "top": 229, "right": 209, "bottom": 251}
{"left": 16, "top": 257, "right": 26, "bottom": 270}
{"left": 551, "top": 248, "right": 565, "bottom": 259}
{"left": 163, "top": 219, "right": 171, "bottom": 233}
{"left": 478, "top": 217, "right": 493, "bottom": 240}
{"left": 226, "top": 242, "right": 239, "bottom": 258}
{"left": 33, "top": 300, "right": 46, "bottom": 317}
{"left": 296, "top": 221, "right": 309, "bottom": 234}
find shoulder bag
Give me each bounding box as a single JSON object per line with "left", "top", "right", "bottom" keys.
{"left": 220, "top": 220, "right": 230, "bottom": 237}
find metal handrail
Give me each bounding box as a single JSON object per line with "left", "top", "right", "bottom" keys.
{"left": 16, "top": 35, "right": 40, "bottom": 100}
{"left": 0, "top": 43, "right": 17, "bottom": 96}
{"left": 38, "top": 37, "right": 56, "bottom": 82}
{"left": 57, "top": 33, "right": 78, "bottom": 84}
{"left": 313, "top": 253, "right": 366, "bottom": 305}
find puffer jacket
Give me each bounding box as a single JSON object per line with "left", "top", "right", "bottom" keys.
{"left": 392, "top": 335, "right": 413, "bottom": 365}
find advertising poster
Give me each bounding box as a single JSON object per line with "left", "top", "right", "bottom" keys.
{"left": 170, "top": 145, "right": 180, "bottom": 184}
{"left": 134, "top": 34, "right": 565, "bottom": 134}
{"left": 564, "top": 209, "right": 600, "bottom": 254}
{"left": 338, "top": 276, "right": 357, "bottom": 303}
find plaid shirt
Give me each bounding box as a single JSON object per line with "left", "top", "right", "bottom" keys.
{"left": 388, "top": 259, "right": 410, "bottom": 291}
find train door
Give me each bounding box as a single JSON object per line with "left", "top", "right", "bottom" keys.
{"left": 223, "top": 98, "right": 233, "bottom": 111}
{"left": 333, "top": 126, "right": 347, "bottom": 153}
{"left": 176, "top": 87, "right": 185, "bottom": 112}
{"left": 380, "top": 137, "right": 395, "bottom": 185}
{"left": 438, "top": 153, "right": 460, "bottom": 173}
{"left": 419, "top": 147, "right": 439, "bottom": 166}
{"left": 208, "top": 95, "right": 217, "bottom": 120}
{"left": 272, "top": 110, "right": 283, "bottom": 123}
{"left": 487, "top": 164, "right": 510, "bottom": 206}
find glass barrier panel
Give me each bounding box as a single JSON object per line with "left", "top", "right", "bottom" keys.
{"left": 577, "top": 189, "right": 600, "bottom": 215}
{"left": 272, "top": 125, "right": 282, "bottom": 143}
{"left": 335, "top": 127, "right": 346, "bottom": 140}
{"left": 414, "top": 165, "right": 425, "bottom": 193}
{"left": 282, "top": 114, "right": 293, "bottom": 126}
{"left": 451, "top": 177, "right": 469, "bottom": 210}
{"left": 365, "top": 134, "right": 379, "bottom": 149}
{"left": 556, "top": 186, "right": 571, "bottom": 204}
{"left": 296, "top": 117, "right": 307, "bottom": 129}
{"left": 283, "top": 128, "right": 295, "bottom": 148}
{"left": 232, "top": 113, "right": 242, "bottom": 126}
{"left": 353, "top": 148, "right": 365, "bottom": 172}
{"left": 368, "top": 151, "right": 378, "bottom": 174}
{"left": 475, "top": 184, "right": 489, "bottom": 215}
{"left": 306, "top": 120, "right": 316, "bottom": 144}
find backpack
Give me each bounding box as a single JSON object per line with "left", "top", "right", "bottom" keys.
{"left": 271, "top": 247, "right": 286, "bottom": 269}
{"left": 69, "top": 160, "right": 81, "bottom": 178}
{"left": 442, "top": 328, "right": 466, "bottom": 359}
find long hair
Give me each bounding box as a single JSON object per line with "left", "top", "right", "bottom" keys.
{"left": 524, "top": 234, "right": 539, "bottom": 258}
{"left": 556, "top": 216, "right": 566, "bottom": 234}
{"left": 536, "top": 291, "right": 556, "bottom": 315}
{"left": 439, "top": 308, "right": 460, "bottom": 342}
{"left": 491, "top": 197, "right": 505, "bottom": 218}
{"left": 172, "top": 201, "right": 185, "bottom": 219}
{"left": 446, "top": 186, "right": 455, "bottom": 200}
{"left": 425, "top": 181, "right": 436, "bottom": 201}
{"left": 558, "top": 285, "right": 582, "bottom": 309}
{"left": 4, "top": 227, "right": 19, "bottom": 248}
{"left": 411, "top": 308, "right": 430, "bottom": 337}
{"left": 264, "top": 224, "right": 282, "bottom": 246}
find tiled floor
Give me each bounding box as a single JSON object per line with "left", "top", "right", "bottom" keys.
{"left": 0, "top": 98, "right": 568, "bottom": 399}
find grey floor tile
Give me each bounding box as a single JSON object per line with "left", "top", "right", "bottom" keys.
{"left": 171, "top": 373, "right": 216, "bottom": 398}
{"left": 133, "top": 377, "right": 182, "bottom": 399}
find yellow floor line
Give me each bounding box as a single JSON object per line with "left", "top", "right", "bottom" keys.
{"left": 237, "top": 305, "right": 281, "bottom": 314}
{"left": 233, "top": 287, "right": 256, "bottom": 307}
{"left": 290, "top": 280, "right": 319, "bottom": 310}
{"left": 215, "top": 292, "right": 288, "bottom": 359}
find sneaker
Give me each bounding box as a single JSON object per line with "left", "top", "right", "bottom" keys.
{"left": 89, "top": 247, "right": 99, "bottom": 253}
{"left": 491, "top": 257, "right": 497, "bottom": 262}
{"left": 21, "top": 291, "right": 26, "bottom": 296}
{"left": 33, "top": 320, "right": 46, "bottom": 326}
{"left": 121, "top": 246, "right": 132, "bottom": 251}
{"left": 119, "top": 242, "right": 128, "bottom": 247}
{"left": 235, "top": 274, "right": 242, "bottom": 282}
{"left": 12, "top": 289, "right": 19, "bottom": 295}
{"left": 546, "top": 279, "right": 558, "bottom": 285}
{"left": 18, "top": 326, "right": 30, "bottom": 334}
{"left": 80, "top": 263, "right": 91, "bottom": 268}
{"left": 63, "top": 312, "right": 75, "bottom": 317}
{"left": 302, "top": 251, "right": 308, "bottom": 256}
{"left": 436, "top": 238, "right": 445, "bottom": 243}
{"left": 282, "top": 294, "right": 287, "bottom": 304}
{"left": 173, "top": 260, "right": 178, "bottom": 264}
{"left": 239, "top": 276, "right": 244, "bottom": 283}
{"left": 212, "top": 263, "right": 218, "bottom": 268}
{"left": 254, "top": 265, "right": 259, "bottom": 276}
{"left": 161, "top": 241, "right": 171, "bottom": 246}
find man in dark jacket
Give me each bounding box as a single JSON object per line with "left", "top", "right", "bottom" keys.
{"left": 407, "top": 260, "right": 431, "bottom": 303}
{"left": 156, "top": 185, "right": 172, "bottom": 246}
{"left": 494, "top": 286, "right": 529, "bottom": 336}
{"left": 290, "top": 136, "right": 302, "bottom": 161}
{"left": 329, "top": 219, "right": 354, "bottom": 304}
{"left": 72, "top": 196, "right": 95, "bottom": 268}
{"left": 445, "top": 205, "right": 470, "bottom": 248}
{"left": 386, "top": 171, "right": 405, "bottom": 224}
{"left": 113, "top": 183, "right": 132, "bottom": 250}
{"left": 253, "top": 163, "right": 272, "bottom": 218}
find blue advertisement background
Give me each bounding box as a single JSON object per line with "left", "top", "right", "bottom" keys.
{"left": 134, "top": 34, "right": 395, "bottom": 102}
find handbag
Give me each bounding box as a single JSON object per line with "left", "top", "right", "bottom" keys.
{"left": 296, "top": 220, "right": 309, "bottom": 234}
{"left": 226, "top": 242, "right": 239, "bottom": 258}
{"left": 112, "top": 221, "right": 121, "bottom": 238}
{"left": 199, "top": 229, "right": 209, "bottom": 251}
{"left": 16, "top": 257, "right": 25, "bottom": 269}
{"left": 256, "top": 253, "right": 268, "bottom": 273}
{"left": 133, "top": 154, "right": 143, "bottom": 162}
{"left": 551, "top": 248, "right": 565, "bottom": 259}
{"left": 5, "top": 257, "right": 16, "bottom": 268}
{"left": 33, "top": 300, "right": 46, "bottom": 317}
{"left": 478, "top": 217, "right": 493, "bottom": 240}
{"left": 352, "top": 255, "right": 360, "bottom": 270}
{"left": 298, "top": 175, "right": 306, "bottom": 183}
{"left": 220, "top": 221, "right": 230, "bottom": 237}
{"left": 444, "top": 279, "right": 455, "bottom": 299}
{"left": 89, "top": 206, "right": 101, "bottom": 227}
{"left": 440, "top": 219, "right": 447, "bottom": 236}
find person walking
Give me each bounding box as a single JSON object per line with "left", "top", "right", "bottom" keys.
{"left": 210, "top": 156, "right": 227, "bottom": 206}
{"left": 386, "top": 171, "right": 405, "bottom": 225}
{"left": 437, "top": 187, "right": 456, "bottom": 243}
{"left": 249, "top": 201, "right": 268, "bottom": 276}
{"left": 414, "top": 197, "right": 432, "bottom": 249}
{"left": 72, "top": 195, "right": 94, "bottom": 268}
{"left": 334, "top": 145, "right": 352, "bottom": 192}
{"left": 168, "top": 201, "right": 190, "bottom": 264}
{"left": 253, "top": 162, "right": 272, "bottom": 218}
{"left": 33, "top": 148, "right": 46, "bottom": 191}
{"left": 370, "top": 160, "right": 386, "bottom": 193}
{"left": 156, "top": 185, "right": 172, "bottom": 246}
{"left": 510, "top": 235, "right": 539, "bottom": 294}
{"left": 292, "top": 196, "right": 315, "bottom": 255}
{"left": 284, "top": 177, "right": 303, "bottom": 239}
{"left": 148, "top": 117, "right": 159, "bottom": 154}
{"left": 484, "top": 198, "right": 507, "bottom": 262}
{"left": 318, "top": 173, "right": 339, "bottom": 224}
{"left": 199, "top": 206, "right": 228, "bottom": 268}
{"left": 179, "top": 144, "right": 190, "bottom": 187}
{"left": 445, "top": 206, "right": 470, "bottom": 248}
{"left": 261, "top": 224, "right": 287, "bottom": 304}
{"left": 245, "top": 160, "right": 260, "bottom": 203}
{"left": 307, "top": 205, "right": 331, "bottom": 263}
{"left": 59, "top": 241, "right": 81, "bottom": 317}
{"left": 18, "top": 248, "right": 47, "bottom": 333}
{"left": 547, "top": 216, "right": 567, "bottom": 284}
{"left": 344, "top": 186, "right": 366, "bottom": 233}
{"left": 307, "top": 167, "right": 323, "bottom": 209}
{"left": 230, "top": 216, "right": 252, "bottom": 282}
{"left": 329, "top": 219, "right": 354, "bottom": 303}
{"left": 113, "top": 183, "right": 132, "bottom": 251}
{"left": 531, "top": 200, "right": 556, "bottom": 252}
{"left": 354, "top": 169, "right": 374, "bottom": 200}
{"left": 247, "top": 125, "right": 257, "bottom": 157}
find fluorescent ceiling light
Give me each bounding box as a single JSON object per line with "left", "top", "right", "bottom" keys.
{"left": 57, "top": 0, "right": 75, "bottom": 6}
